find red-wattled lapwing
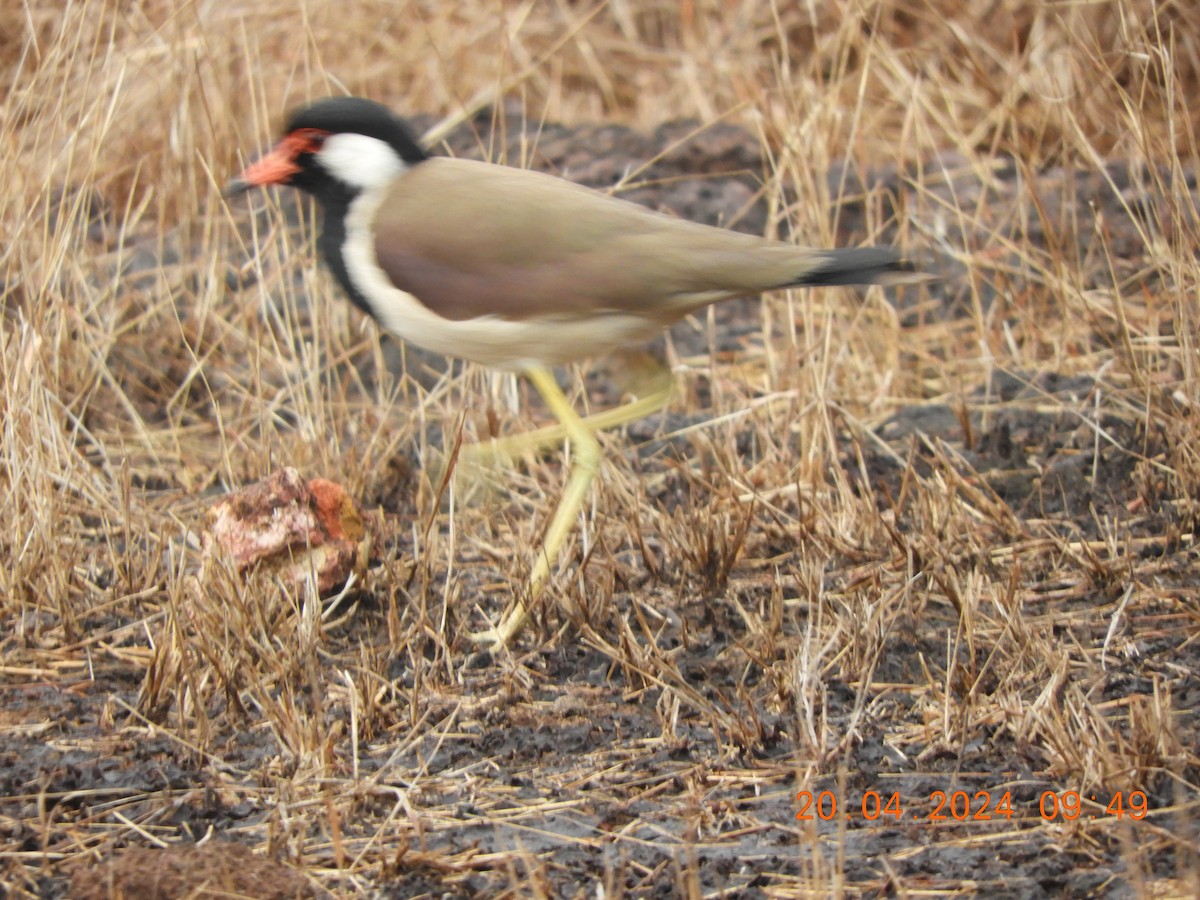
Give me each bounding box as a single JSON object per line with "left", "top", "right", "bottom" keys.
{"left": 227, "top": 96, "right": 922, "bottom": 650}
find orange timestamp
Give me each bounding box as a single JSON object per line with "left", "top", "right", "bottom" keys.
{"left": 794, "top": 789, "right": 1150, "bottom": 822}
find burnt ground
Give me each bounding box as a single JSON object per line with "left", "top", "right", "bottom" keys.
{"left": 3, "top": 113, "right": 1199, "bottom": 897}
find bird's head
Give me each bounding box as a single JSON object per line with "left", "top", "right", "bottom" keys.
{"left": 227, "top": 97, "right": 427, "bottom": 201}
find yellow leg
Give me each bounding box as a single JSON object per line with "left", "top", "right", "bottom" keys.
{"left": 468, "top": 365, "right": 603, "bottom": 649}
{"left": 462, "top": 367, "right": 673, "bottom": 466}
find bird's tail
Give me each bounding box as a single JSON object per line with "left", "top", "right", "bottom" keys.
{"left": 793, "top": 248, "right": 928, "bottom": 287}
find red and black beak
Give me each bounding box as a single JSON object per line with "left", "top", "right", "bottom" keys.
{"left": 225, "top": 128, "right": 328, "bottom": 196}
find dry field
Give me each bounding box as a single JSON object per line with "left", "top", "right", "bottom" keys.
{"left": 3, "top": 0, "right": 1199, "bottom": 896}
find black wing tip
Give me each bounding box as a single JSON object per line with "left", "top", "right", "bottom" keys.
{"left": 797, "top": 248, "right": 931, "bottom": 287}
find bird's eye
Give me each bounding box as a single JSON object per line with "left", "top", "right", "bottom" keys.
{"left": 292, "top": 128, "right": 326, "bottom": 153}
{"left": 284, "top": 128, "right": 330, "bottom": 158}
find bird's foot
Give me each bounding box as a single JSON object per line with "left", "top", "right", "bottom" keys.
{"left": 464, "top": 601, "right": 530, "bottom": 659}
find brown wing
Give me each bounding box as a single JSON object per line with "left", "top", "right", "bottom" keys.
{"left": 370, "top": 157, "right": 825, "bottom": 323}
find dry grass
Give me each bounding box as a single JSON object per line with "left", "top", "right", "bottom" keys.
{"left": 3, "top": 0, "right": 1200, "bottom": 896}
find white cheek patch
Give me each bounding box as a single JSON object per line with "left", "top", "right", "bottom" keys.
{"left": 315, "top": 133, "right": 407, "bottom": 190}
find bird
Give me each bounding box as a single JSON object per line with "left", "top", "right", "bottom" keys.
{"left": 227, "top": 96, "right": 921, "bottom": 651}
